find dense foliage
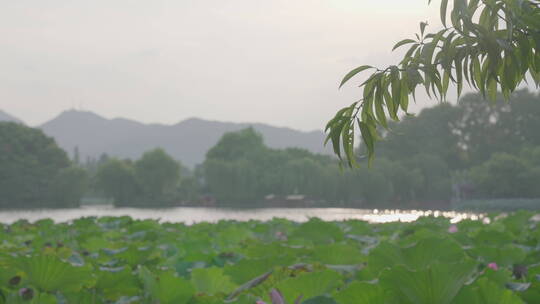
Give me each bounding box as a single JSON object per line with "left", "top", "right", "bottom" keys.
{"left": 470, "top": 148, "right": 540, "bottom": 198}
{"left": 3, "top": 89, "right": 540, "bottom": 209}
{"left": 94, "top": 149, "right": 181, "bottom": 206}
{"left": 1, "top": 212, "right": 539, "bottom": 303}
{"left": 0, "top": 122, "right": 87, "bottom": 208}
{"left": 199, "top": 90, "right": 540, "bottom": 207}
{"left": 370, "top": 90, "right": 540, "bottom": 202}
{"left": 203, "top": 128, "right": 339, "bottom": 205}
{"left": 201, "top": 128, "right": 445, "bottom": 207}
{"left": 378, "top": 89, "right": 540, "bottom": 168}
{"left": 327, "top": 0, "right": 540, "bottom": 165}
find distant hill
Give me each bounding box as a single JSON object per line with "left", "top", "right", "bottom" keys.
{"left": 40, "top": 110, "right": 333, "bottom": 167}
{"left": 0, "top": 110, "right": 23, "bottom": 124}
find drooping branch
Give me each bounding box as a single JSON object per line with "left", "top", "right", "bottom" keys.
{"left": 326, "top": 0, "right": 540, "bottom": 167}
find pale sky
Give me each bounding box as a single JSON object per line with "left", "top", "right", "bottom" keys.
{"left": 0, "top": 0, "right": 446, "bottom": 131}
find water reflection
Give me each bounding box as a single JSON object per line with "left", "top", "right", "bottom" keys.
{"left": 0, "top": 206, "right": 481, "bottom": 224}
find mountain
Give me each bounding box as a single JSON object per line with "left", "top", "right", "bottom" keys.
{"left": 0, "top": 110, "right": 23, "bottom": 124}
{"left": 40, "top": 110, "right": 333, "bottom": 167}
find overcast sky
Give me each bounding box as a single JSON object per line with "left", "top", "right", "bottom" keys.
{"left": 1, "top": 0, "right": 448, "bottom": 131}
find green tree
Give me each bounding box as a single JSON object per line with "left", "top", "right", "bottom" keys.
{"left": 204, "top": 128, "right": 267, "bottom": 205}
{"left": 327, "top": 0, "right": 540, "bottom": 165}
{"left": 375, "top": 103, "right": 464, "bottom": 169}
{"left": 368, "top": 90, "right": 540, "bottom": 169}
{"left": 355, "top": 166, "right": 394, "bottom": 206}
{"left": 282, "top": 157, "right": 326, "bottom": 197}
{"left": 135, "top": 148, "right": 180, "bottom": 202}
{"left": 49, "top": 167, "right": 89, "bottom": 207}
{"left": 404, "top": 153, "right": 452, "bottom": 201}
{"left": 96, "top": 159, "right": 140, "bottom": 206}
{"left": 202, "top": 127, "right": 467, "bottom": 207}
{"left": 470, "top": 152, "right": 540, "bottom": 198}
{"left": 204, "top": 158, "right": 259, "bottom": 204}
{"left": 371, "top": 158, "right": 424, "bottom": 204}
{"left": 520, "top": 145, "right": 540, "bottom": 167}
{"left": 455, "top": 90, "right": 540, "bottom": 165}
{"left": 206, "top": 127, "right": 266, "bottom": 161}
{"left": 0, "top": 122, "right": 74, "bottom": 208}
{"left": 177, "top": 176, "right": 201, "bottom": 202}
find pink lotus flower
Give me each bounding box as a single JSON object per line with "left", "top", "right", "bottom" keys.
{"left": 448, "top": 225, "right": 458, "bottom": 233}
{"left": 256, "top": 301, "right": 267, "bottom": 304}
{"left": 488, "top": 262, "right": 499, "bottom": 271}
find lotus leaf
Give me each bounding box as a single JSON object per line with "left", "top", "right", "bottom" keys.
{"left": 368, "top": 237, "right": 465, "bottom": 275}
{"left": 333, "top": 281, "right": 393, "bottom": 304}
{"left": 12, "top": 255, "right": 94, "bottom": 293}
{"left": 139, "top": 266, "right": 195, "bottom": 304}
{"left": 96, "top": 267, "right": 141, "bottom": 300}
{"left": 469, "top": 244, "right": 527, "bottom": 267}
{"left": 275, "top": 269, "right": 342, "bottom": 302}
{"left": 309, "top": 243, "right": 365, "bottom": 265}
{"left": 191, "top": 267, "right": 237, "bottom": 295}
{"left": 453, "top": 278, "right": 524, "bottom": 304}
{"left": 379, "top": 260, "right": 476, "bottom": 304}
{"left": 224, "top": 256, "right": 296, "bottom": 284}
{"left": 289, "top": 219, "right": 344, "bottom": 244}
{"left": 0, "top": 212, "right": 538, "bottom": 303}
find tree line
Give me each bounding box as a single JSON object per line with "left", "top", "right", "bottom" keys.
{"left": 1, "top": 89, "right": 540, "bottom": 209}
{"left": 201, "top": 89, "right": 540, "bottom": 207}
{"left": 0, "top": 122, "right": 87, "bottom": 208}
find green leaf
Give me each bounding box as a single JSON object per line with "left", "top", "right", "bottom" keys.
{"left": 383, "top": 87, "right": 398, "bottom": 121}
{"left": 400, "top": 77, "right": 411, "bottom": 111}
{"left": 442, "top": 71, "right": 450, "bottom": 98}
{"left": 139, "top": 267, "right": 195, "bottom": 304}
{"left": 275, "top": 270, "right": 342, "bottom": 302}
{"left": 468, "top": 244, "right": 526, "bottom": 267}
{"left": 63, "top": 290, "right": 104, "bottom": 304}
{"left": 290, "top": 218, "right": 344, "bottom": 244}
{"left": 367, "top": 237, "right": 466, "bottom": 275}
{"left": 374, "top": 83, "right": 388, "bottom": 128}
{"left": 191, "top": 267, "right": 237, "bottom": 296}
{"left": 440, "top": 0, "right": 449, "bottom": 27}
{"left": 333, "top": 281, "right": 390, "bottom": 304}
{"left": 341, "top": 120, "right": 356, "bottom": 167}
{"left": 379, "top": 260, "right": 476, "bottom": 304}
{"left": 454, "top": 278, "right": 525, "bottom": 304}
{"left": 392, "top": 39, "right": 417, "bottom": 51}
{"left": 310, "top": 243, "right": 365, "bottom": 265}
{"left": 339, "top": 65, "right": 373, "bottom": 88}
{"left": 96, "top": 268, "right": 141, "bottom": 301}
{"left": 302, "top": 295, "right": 338, "bottom": 304}
{"left": 358, "top": 120, "right": 375, "bottom": 162}
{"left": 12, "top": 255, "right": 95, "bottom": 293}
{"left": 420, "top": 22, "right": 428, "bottom": 37}
{"left": 473, "top": 57, "right": 484, "bottom": 93}
{"left": 224, "top": 256, "right": 295, "bottom": 285}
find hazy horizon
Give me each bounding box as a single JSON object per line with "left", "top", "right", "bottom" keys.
{"left": 0, "top": 0, "right": 450, "bottom": 131}
{"left": 0, "top": 108, "right": 332, "bottom": 132}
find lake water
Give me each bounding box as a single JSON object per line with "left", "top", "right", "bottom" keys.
{"left": 0, "top": 205, "right": 482, "bottom": 224}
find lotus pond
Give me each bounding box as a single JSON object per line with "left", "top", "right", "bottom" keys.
{"left": 1, "top": 212, "right": 540, "bottom": 303}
